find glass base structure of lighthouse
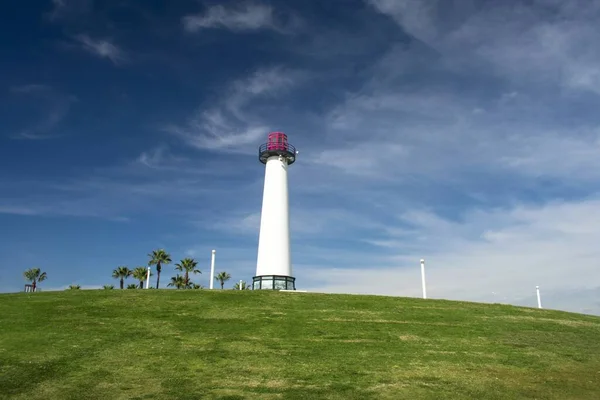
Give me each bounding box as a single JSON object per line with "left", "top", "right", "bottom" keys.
{"left": 253, "top": 132, "right": 297, "bottom": 290}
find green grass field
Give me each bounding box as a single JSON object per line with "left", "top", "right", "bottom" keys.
{"left": 1, "top": 290, "right": 599, "bottom": 400}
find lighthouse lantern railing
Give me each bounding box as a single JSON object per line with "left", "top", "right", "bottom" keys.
{"left": 259, "top": 131, "right": 296, "bottom": 165}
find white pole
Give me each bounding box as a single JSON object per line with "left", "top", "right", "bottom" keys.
{"left": 146, "top": 267, "right": 151, "bottom": 289}
{"left": 239, "top": 279, "right": 243, "bottom": 290}
{"left": 420, "top": 259, "right": 427, "bottom": 299}
{"left": 209, "top": 249, "right": 216, "bottom": 289}
{"left": 536, "top": 285, "right": 542, "bottom": 309}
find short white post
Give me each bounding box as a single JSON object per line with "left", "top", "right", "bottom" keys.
{"left": 536, "top": 285, "right": 542, "bottom": 309}
{"left": 146, "top": 267, "right": 151, "bottom": 289}
{"left": 209, "top": 249, "right": 216, "bottom": 289}
{"left": 420, "top": 259, "right": 427, "bottom": 299}
{"left": 239, "top": 279, "right": 243, "bottom": 290}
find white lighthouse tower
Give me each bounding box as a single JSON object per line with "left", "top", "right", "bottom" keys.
{"left": 253, "top": 131, "right": 297, "bottom": 290}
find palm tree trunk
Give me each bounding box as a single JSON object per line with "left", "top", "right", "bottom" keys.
{"left": 139, "top": 281, "right": 143, "bottom": 289}
{"left": 185, "top": 272, "right": 189, "bottom": 289}
{"left": 120, "top": 278, "right": 124, "bottom": 289}
{"left": 221, "top": 281, "right": 224, "bottom": 289}
{"left": 33, "top": 280, "right": 37, "bottom": 292}
{"left": 156, "top": 262, "right": 161, "bottom": 289}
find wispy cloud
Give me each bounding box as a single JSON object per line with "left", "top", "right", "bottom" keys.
{"left": 10, "top": 84, "right": 52, "bottom": 94}
{"left": 0, "top": 201, "right": 129, "bottom": 221}
{"left": 46, "top": 0, "right": 94, "bottom": 22}
{"left": 303, "top": 52, "right": 600, "bottom": 185}
{"left": 167, "top": 66, "right": 304, "bottom": 153}
{"left": 134, "top": 145, "right": 199, "bottom": 170}
{"left": 8, "top": 84, "right": 75, "bottom": 140}
{"left": 182, "top": 3, "right": 280, "bottom": 33}
{"left": 166, "top": 111, "right": 268, "bottom": 153}
{"left": 212, "top": 207, "right": 386, "bottom": 239}
{"left": 73, "top": 34, "right": 127, "bottom": 65}
{"left": 366, "top": 0, "right": 600, "bottom": 93}
{"left": 299, "top": 196, "right": 600, "bottom": 315}
{"left": 0, "top": 206, "right": 41, "bottom": 216}
{"left": 0, "top": 145, "right": 254, "bottom": 221}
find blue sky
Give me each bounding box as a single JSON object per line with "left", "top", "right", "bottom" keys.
{"left": 2, "top": 0, "right": 600, "bottom": 315}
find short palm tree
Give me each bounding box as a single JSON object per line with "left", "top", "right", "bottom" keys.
{"left": 112, "top": 266, "right": 131, "bottom": 289}
{"left": 23, "top": 267, "right": 47, "bottom": 292}
{"left": 233, "top": 280, "right": 249, "bottom": 290}
{"left": 103, "top": 285, "right": 114, "bottom": 290}
{"left": 215, "top": 271, "right": 231, "bottom": 289}
{"left": 167, "top": 274, "right": 186, "bottom": 289}
{"left": 67, "top": 284, "right": 81, "bottom": 290}
{"left": 132, "top": 266, "right": 150, "bottom": 289}
{"left": 175, "top": 258, "right": 201, "bottom": 289}
{"left": 148, "top": 249, "right": 171, "bottom": 289}
{"left": 126, "top": 284, "right": 137, "bottom": 289}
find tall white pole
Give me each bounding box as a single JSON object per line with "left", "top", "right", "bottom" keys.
{"left": 239, "top": 280, "right": 243, "bottom": 290}
{"left": 420, "top": 259, "right": 427, "bottom": 299}
{"left": 536, "top": 285, "right": 542, "bottom": 309}
{"left": 209, "top": 249, "right": 216, "bottom": 289}
{"left": 145, "top": 267, "right": 151, "bottom": 289}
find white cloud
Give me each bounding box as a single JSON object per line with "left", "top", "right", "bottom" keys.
{"left": 300, "top": 196, "right": 600, "bottom": 315}
{"left": 8, "top": 84, "right": 75, "bottom": 140}
{"left": 46, "top": 0, "right": 94, "bottom": 22}
{"left": 167, "top": 113, "right": 268, "bottom": 153}
{"left": 73, "top": 34, "right": 126, "bottom": 65}
{"left": 10, "top": 84, "right": 52, "bottom": 94}
{"left": 0, "top": 206, "right": 41, "bottom": 216}
{"left": 137, "top": 146, "right": 168, "bottom": 168}
{"left": 211, "top": 207, "right": 383, "bottom": 238}
{"left": 211, "top": 212, "right": 262, "bottom": 235}
{"left": 134, "top": 146, "right": 198, "bottom": 171}
{"left": 366, "top": 0, "right": 600, "bottom": 93}
{"left": 0, "top": 171, "right": 222, "bottom": 220}
{"left": 182, "top": 3, "right": 277, "bottom": 32}
{"left": 234, "top": 66, "right": 299, "bottom": 96}
{"left": 168, "top": 66, "right": 303, "bottom": 152}
{"left": 309, "top": 78, "right": 600, "bottom": 184}
{"left": 367, "top": 0, "right": 440, "bottom": 44}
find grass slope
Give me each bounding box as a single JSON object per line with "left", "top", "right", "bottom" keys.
{"left": 1, "top": 290, "right": 599, "bottom": 400}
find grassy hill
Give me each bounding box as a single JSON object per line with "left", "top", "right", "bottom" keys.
{"left": 1, "top": 290, "right": 599, "bottom": 400}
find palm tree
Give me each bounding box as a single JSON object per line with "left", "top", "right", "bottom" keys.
{"left": 103, "top": 285, "right": 114, "bottom": 290}
{"left": 167, "top": 274, "right": 186, "bottom": 289}
{"left": 175, "top": 258, "right": 201, "bottom": 289}
{"left": 23, "top": 267, "right": 47, "bottom": 292}
{"left": 67, "top": 285, "right": 81, "bottom": 290}
{"left": 126, "top": 284, "right": 137, "bottom": 289}
{"left": 233, "top": 280, "right": 249, "bottom": 290}
{"left": 192, "top": 283, "right": 203, "bottom": 289}
{"left": 132, "top": 266, "right": 150, "bottom": 289}
{"left": 112, "top": 266, "right": 131, "bottom": 289}
{"left": 215, "top": 271, "right": 231, "bottom": 289}
{"left": 148, "top": 249, "right": 171, "bottom": 289}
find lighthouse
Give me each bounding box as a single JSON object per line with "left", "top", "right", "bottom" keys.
{"left": 253, "top": 132, "right": 297, "bottom": 290}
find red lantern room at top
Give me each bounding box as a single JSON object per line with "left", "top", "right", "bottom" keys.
{"left": 259, "top": 131, "right": 297, "bottom": 165}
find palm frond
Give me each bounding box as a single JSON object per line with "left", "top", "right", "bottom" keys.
{"left": 148, "top": 249, "right": 172, "bottom": 265}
